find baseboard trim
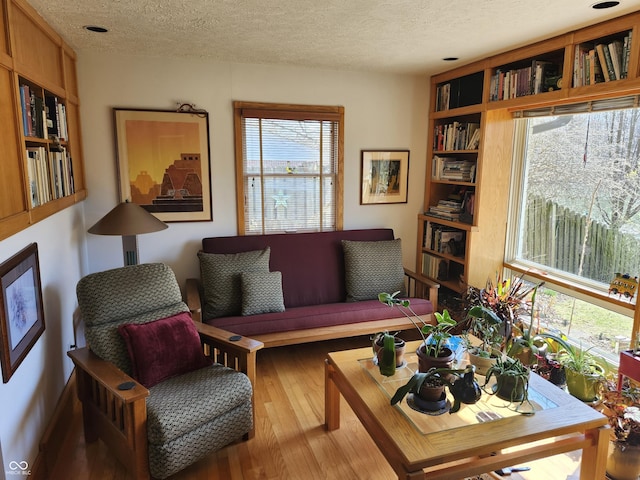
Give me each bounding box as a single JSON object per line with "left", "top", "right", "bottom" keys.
{"left": 32, "top": 370, "right": 79, "bottom": 480}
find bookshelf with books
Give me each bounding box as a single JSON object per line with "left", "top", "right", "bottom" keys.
{"left": 421, "top": 11, "right": 640, "bottom": 307}
{"left": 0, "top": 0, "right": 85, "bottom": 241}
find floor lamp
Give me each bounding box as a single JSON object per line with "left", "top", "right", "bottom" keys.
{"left": 88, "top": 201, "right": 168, "bottom": 266}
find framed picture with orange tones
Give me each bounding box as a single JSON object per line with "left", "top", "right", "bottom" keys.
{"left": 113, "top": 108, "right": 212, "bottom": 222}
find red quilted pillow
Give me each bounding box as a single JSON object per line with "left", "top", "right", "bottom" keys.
{"left": 118, "top": 312, "right": 212, "bottom": 388}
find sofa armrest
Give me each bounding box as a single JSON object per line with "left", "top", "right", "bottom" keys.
{"left": 186, "top": 278, "right": 203, "bottom": 322}
{"left": 404, "top": 267, "right": 440, "bottom": 312}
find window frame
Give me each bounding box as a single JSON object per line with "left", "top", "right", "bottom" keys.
{"left": 504, "top": 105, "right": 638, "bottom": 318}
{"left": 233, "top": 101, "right": 344, "bottom": 235}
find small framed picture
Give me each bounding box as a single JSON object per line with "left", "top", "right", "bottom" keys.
{"left": 360, "top": 150, "right": 409, "bottom": 204}
{"left": 0, "top": 243, "right": 45, "bottom": 383}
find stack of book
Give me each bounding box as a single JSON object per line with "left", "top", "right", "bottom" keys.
{"left": 489, "top": 59, "right": 560, "bottom": 101}
{"left": 433, "top": 122, "right": 480, "bottom": 151}
{"left": 424, "top": 223, "right": 465, "bottom": 256}
{"left": 427, "top": 198, "right": 463, "bottom": 222}
{"left": 432, "top": 156, "right": 476, "bottom": 182}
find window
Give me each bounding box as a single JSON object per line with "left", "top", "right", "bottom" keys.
{"left": 506, "top": 96, "right": 640, "bottom": 363}
{"left": 234, "top": 102, "right": 344, "bottom": 235}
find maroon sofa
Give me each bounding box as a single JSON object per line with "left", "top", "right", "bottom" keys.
{"left": 186, "top": 229, "right": 438, "bottom": 348}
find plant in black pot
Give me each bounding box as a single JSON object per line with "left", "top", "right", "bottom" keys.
{"left": 390, "top": 365, "right": 482, "bottom": 414}
{"left": 506, "top": 285, "right": 547, "bottom": 366}
{"left": 378, "top": 291, "right": 458, "bottom": 373}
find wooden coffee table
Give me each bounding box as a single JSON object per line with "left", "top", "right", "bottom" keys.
{"left": 325, "top": 340, "right": 609, "bottom": 480}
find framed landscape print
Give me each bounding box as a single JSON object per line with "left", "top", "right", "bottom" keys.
{"left": 113, "top": 108, "right": 212, "bottom": 222}
{"left": 0, "top": 243, "right": 45, "bottom": 383}
{"left": 360, "top": 150, "right": 409, "bottom": 204}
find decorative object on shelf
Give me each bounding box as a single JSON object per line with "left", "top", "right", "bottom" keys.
{"left": 113, "top": 108, "right": 212, "bottom": 222}
{"left": 0, "top": 243, "right": 45, "bottom": 383}
{"left": 601, "top": 381, "right": 640, "bottom": 480}
{"left": 360, "top": 150, "right": 409, "bottom": 204}
{"left": 483, "top": 356, "right": 530, "bottom": 405}
{"left": 88, "top": 200, "right": 168, "bottom": 266}
{"left": 391, "top": 365, "right": 481, "bottom": 414}
{"left": 608, "top": 272, "right": 638, "bottom": 301}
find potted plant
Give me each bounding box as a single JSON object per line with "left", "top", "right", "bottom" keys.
{"left": 506, "top": 285, "right": 547, "bottom": 366}
{"left": 371, "top": 331, "right": 406, "bottom": 375}
{"left": 379, "top": 292, "right": 458, "bottom": 373}
{"left": 390, "top": 365, "right": 482, "bottom": 414}
{"left": 601, "top": 382, "right": 640, "bottom": 480}
{"left": 484, "top": 356, "right": 530, "bottom": 403}
{"left": 532, "top": 353, "right": 566, "bottom": 387}
{"left": 541, "top": 333, "right": 605, "bottom": 402}
{"left": 463, "top": 304, "right": 504, "bottom": 375}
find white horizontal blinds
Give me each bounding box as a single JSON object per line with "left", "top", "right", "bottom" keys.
{"left": 513, "top": 95, "right": 640, "bottom": 118}
{"left": 241, "top": 112, "right": 339, "bottom": 235}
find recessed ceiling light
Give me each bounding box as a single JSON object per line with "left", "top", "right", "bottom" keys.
{"left": 591, "top": 1, "right": 620, "bottom": 9}
{"left": 443, "top": 57, "right": 459, "bottom": 62}
{"left": 83, "top": 25, "right": 108, "bottom": 33}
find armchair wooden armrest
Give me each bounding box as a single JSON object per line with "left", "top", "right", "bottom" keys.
{"left": 404, "top": 267, "right": 440, "bottom": 312}
{"left": 186, "top": 277, "right": 203, "bottom": 322}
{"left": 67, "top": 347, "right": 150, "bottom": 478}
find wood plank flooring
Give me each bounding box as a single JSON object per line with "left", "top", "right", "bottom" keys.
{"left": 50, "top": 336, "right": 590, "bottom": 480}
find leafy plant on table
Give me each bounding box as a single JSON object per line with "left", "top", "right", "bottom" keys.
{"left": 464, "top": 304, "right": 504, "bottom": 357}
{"left": 506, "top": 285, "right": 546, "bottom": 364}
{"left": 378, "top": 291, "right": 457, "bottom": 358}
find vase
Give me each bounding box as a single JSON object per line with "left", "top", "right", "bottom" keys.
{"left": 606, "top": 441, "right": 640, "bottom": 480}
{"left": 565, "top": 367, "right": 604, "bottom": 402}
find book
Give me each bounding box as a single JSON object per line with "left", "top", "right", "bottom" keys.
{"left": 596, "top": 43, "right": 616, "bottom": 81}
{"left": 608, "top": 40, "right": 623, "bottom": 81}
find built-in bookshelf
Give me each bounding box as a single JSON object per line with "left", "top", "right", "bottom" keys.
{"left": 0, "top": 0, "right": 85, "bottom": 241}
{"left": 420, "top": 10, "right": 640, "bottom": 305}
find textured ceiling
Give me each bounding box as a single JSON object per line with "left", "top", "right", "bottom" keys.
{"left": 26, "top": 0, "right": 640, "bottom": 75}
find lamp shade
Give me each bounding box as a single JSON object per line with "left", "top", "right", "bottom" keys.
{"left": 88, "top": 202, "right": 168, "bottom": 236}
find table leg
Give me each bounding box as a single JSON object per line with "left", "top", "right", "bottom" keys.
{"left": 325, "top": 359, "right": 340, "bottom": 431}
{"left": 580, "top": 425, "right": 610, "bottom": 480}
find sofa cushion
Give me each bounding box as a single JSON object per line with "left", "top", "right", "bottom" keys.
{"left": 198, "top": 248, "right": 270, "bottom": 319}
{"left": 202, "top": 229, "right": 397, "bottom": 308}
{"left": 118, "top": 312, "right": 212, "bottom": 388}
{"left": 205, "top": 297, "right": 433, "bottom": 336}
{"left": 342, "top": 239, "right": 406, "bottom": 302}
{"left": 241, "top": 271, "right": 285, "bottom": 316}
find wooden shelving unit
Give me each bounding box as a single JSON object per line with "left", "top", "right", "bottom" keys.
{"left": 0, "top": 0, "right": 85, "bottom": 242}
{"left": 420, "top": 10, "right": 640, "bottom": 305}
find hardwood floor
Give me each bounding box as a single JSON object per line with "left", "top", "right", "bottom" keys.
{"left": 50, "top": 336, "right": 589, "bottom": 480}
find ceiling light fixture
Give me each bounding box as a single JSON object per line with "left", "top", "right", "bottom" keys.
{"left": 443, "top": 57, "right": 459, "bottom": 62}
{"left": 591, "top": 1, "right": 620, "bottom": 9}
{"left": 83, "top": 25, "right": 108, "bottom": 33}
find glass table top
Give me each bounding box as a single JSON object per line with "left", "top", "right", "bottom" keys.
{"left": 360, "top": 353, "right": 558, "bottom": 436}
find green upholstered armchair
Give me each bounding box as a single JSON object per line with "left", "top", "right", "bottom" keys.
{"left": 68, "top": 263, "right": 263, "bottom": 479}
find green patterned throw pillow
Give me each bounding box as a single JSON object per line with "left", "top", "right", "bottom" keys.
{"left": 198, "top": 247, "right": 270, "bottom": 319}
{"left": 342, "top": 239, "right": 406, "bottom": 302}
{"left": 241, "top": 271, "right": 285, "bottom": 316}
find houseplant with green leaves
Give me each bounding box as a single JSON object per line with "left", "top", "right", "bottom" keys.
{"left": 484, "top": 355, "right": 531, "bottom": 405}
{"left": 462, "top": 304, "right": 504, "bottom": 375}
{"left": 379, "top": 291, "right": 458, "bottom": 373}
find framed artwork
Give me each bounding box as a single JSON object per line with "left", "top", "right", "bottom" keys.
{"left": 0, "top": 243, "right": 45, "bottom": 383}
{"left": 113, "top": 108, "right": 212, "bottom": 222}
{"left": 360, "top": 150, "right": 409, "bottom": 204}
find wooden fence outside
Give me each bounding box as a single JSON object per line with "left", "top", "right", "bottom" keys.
{"left": 522, "top": 196, "right": 640, "bottom": 284}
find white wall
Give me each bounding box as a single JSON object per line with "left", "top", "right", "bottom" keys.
{"left": 0, "top": 205, "right": 87, "bottom": 474}
{"left": 0, "top": 52, "right": 429, "bottom": 472}
{"left": 77, "top": 54, "right": 429, "bottom": 284}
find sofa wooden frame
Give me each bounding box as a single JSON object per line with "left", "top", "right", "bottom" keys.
{"left": 67, "top": 323, "right": 263, "bottom": 480}
{"left": 187, "top": 268, "right": 439, "bottom": 349}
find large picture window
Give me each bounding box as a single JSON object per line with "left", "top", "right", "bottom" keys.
{"left": 234, "top": 102, "right": 344, "bottom": 235}
{"left": 507, "top": 96, "right": 640, "bottom": 363}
